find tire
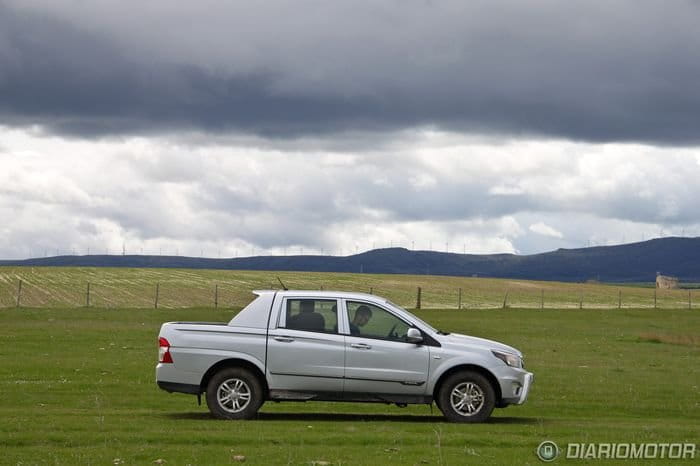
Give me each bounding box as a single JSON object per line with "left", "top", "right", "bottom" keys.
{"left": 205, "top": 367, "right": 264, "bottom": 420}
{"left": 437, "top": 371, "right": 496, "bottom": 423}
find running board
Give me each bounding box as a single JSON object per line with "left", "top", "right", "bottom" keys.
{"left": 268, "top": 390, "right": 432, "bottom": 404}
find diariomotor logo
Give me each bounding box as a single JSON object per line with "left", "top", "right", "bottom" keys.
{"left": 536, "top": 441, "right": 560, "bottom": 462}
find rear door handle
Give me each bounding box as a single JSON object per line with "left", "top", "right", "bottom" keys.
{"left": 274, "top": 336, "right": 295, "bottom": 343}
{"left": 351, "top": 343, "right": 372, "bottom": 350}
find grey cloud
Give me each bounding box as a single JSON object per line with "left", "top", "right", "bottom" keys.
{"left": 298, "top": 153, "right": 700, "bottom": 228}
{"left": 3, "top": 131, "right": 700, "bottom": 259}
{"left": 76, "top": 220, "right": 99, "bottom": 236}
{"left": 1, "top": 1, "right": 700, "bottom": 144}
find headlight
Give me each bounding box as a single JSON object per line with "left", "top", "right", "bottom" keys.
{"left": 492, "top": 350, "right": 522, "bottom": 368}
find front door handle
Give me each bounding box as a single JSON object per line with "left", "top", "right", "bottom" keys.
{"left": 351, "top": 343, "right": 372, "bottom": 350}
{"left": 274, "top": 336, "right": 295, "bottom": 343}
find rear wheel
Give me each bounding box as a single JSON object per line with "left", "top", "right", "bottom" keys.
{"left": 437, "top": 371, "right": 495, "bottom": 423}
{"left": 206, "top": 367, "right": 264, "bottom": 420}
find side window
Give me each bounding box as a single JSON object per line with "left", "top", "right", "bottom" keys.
{"left": 284, "top": 299, "right": 338, "bottom": 334}
{"left": 346, "top": 301, "right": 411, "bottom": 342}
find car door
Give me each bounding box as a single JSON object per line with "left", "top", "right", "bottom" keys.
{"left": 266, "top": 297, "right": 345, "bottom": 394}
{"left": 342, "top": 300, "right": 430, "bottom": 396}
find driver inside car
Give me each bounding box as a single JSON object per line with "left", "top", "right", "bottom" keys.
{"left": 349, "top": 305, "right": 372, "bottom": 336}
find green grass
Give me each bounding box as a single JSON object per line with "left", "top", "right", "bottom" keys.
{"left": 1, "top": 306, "right": 698, "bottom": 465}
{"left": 1, "top": 266, "right": 697, "bottom": 310}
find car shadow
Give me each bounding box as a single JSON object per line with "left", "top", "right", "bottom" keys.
{"left": 164, "top": 411, "right": 541, "bottom": 424}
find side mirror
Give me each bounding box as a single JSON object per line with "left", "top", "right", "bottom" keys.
{"left": 406, "top": 327, "right": 423, "bottom": 344}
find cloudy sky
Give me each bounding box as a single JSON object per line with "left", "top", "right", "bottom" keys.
{"left": 1, "top": 0, "right": 699, "bottom": 259}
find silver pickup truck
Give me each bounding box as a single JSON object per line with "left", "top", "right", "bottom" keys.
{"left": 156, "top": 290, "right": 533, "bottom": 422}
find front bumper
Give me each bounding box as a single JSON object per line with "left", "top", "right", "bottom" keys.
{"left": 516, "top": 371, "right": 534, "bottom": 404}
{"left": 496, "top": 368, "right": 534, "bottom": 406}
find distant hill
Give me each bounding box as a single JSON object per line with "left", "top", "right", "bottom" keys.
{"left": 1, "top": 237, "right": 699, "bottom": 283}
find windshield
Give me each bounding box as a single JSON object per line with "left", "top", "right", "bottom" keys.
{"left": 385, "top": 300, "right": 439, "bottom": 334}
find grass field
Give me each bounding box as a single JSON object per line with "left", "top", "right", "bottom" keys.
{"left": 1, "top": 305, "right": 698, "bottom": 465}
{"left": 1, "top": 267, "right": 697, "bottom": 310}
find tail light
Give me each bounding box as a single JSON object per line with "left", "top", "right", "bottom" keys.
{"left": 158, "top": 337, "right": 173, "bottom": 363}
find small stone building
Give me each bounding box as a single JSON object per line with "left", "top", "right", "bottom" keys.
{"left": 656, "top": 273, "right": 679, "bottom": 289}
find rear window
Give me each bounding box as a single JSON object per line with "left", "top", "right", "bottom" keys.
{"left": 283, "top": 299, "right": 338, "bottom": 333}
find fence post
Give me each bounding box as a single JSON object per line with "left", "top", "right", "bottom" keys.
{"left": 502, "top": 291, "right": 508, "bottom": 309}
{"left": 416, "top": 287, "right": 422, "bottom": 309}
{"left": 540, "top": 289, "right": 544, "bottom": 310}
{"left": 86, "top": 282, "right": 91, "bottom": 307}
{"left": 618, "top": 289, "right": 622, "bottom": 309}
{"left": 155, "top": 283, "right": 160, "bottom": 309}
{"left": 689, "top": 291, "right": 692, "bottom": 310}
{"left": 214, "top": 284, "right": 218, "bottom": 309}
{"left": 579, "top": 292, "right": 583, "bottom": 309}
{"left": 16, "top": 279, "right": 22, "bottom": 308}
{"left": 369, "top": 287, "right": 373, "bottom": 295}
{"left": 458, "top": 288, "right": 462, "bottom": 309}
{"left": 654, "top": 288, "right": 657, "bottom": 309}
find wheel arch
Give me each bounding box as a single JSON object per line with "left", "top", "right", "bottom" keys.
{"left": 200, "top": 358, "right": 269, "bottom": 396}
{"left": 432, "top": 364, "right": 502, "bottom": 404}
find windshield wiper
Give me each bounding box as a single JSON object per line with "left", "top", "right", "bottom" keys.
{"left": 437, "top": 330, "right": 451, "bottom": 335}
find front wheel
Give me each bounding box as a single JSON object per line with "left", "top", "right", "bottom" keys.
{"left": 206, "top": 367, "right": 264, "bottom": 420}
{"left": 437, "top": 371, "right": 495, "bottom": 423}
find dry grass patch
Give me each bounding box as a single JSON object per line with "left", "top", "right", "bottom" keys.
{"left": 638, "top": 332, "right": 700, "bottom": 346}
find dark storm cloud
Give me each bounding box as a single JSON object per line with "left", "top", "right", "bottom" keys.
{"left": 0, "top": 7, "right": 352, "bottom": 137}
{"left": 2, "top": 1, "right": 700, "bottom": 143}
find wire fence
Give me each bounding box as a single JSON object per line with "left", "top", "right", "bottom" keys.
{"left": 0, "top": 269, "right": 696, "bottom": 310}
